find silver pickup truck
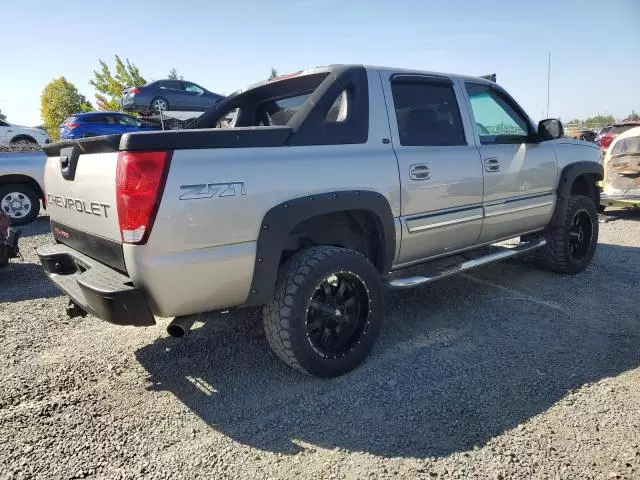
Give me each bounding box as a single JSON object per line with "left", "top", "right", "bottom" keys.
{"left": 38, "top": 65, "right": 603, "bottom": 377}
{"left": 0, "top": 149, "right": 46, "bottom": 225}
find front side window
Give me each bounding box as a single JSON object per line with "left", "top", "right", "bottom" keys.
{"left": 0, "top": 120, "right": 9, "bottom": 127}
{"left": 391, "top": 79, "right": 466, "bottom": 146}
{"left": 118, "top": 115, "right": 140, "bottom": 126}
{"left": 466, "top": 83, "right": 530, "bottom": 144}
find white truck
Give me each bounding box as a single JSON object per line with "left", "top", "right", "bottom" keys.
{"left": 0, "top": 149, "right": 46, "bottom": 225}
{"left": 37, "top": 65, "right": 603, "bottom": 377}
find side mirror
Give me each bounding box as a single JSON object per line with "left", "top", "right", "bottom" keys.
{"left": 538, "top": 118, "right": 564, "bottom": 141}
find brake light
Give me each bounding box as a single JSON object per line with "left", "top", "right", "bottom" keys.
{"left": 116, "top": 151, "right": 171, "bottom": 244}
{"left": 129, "top": 87, "right": 141, "bottom": 95}
{"left": 65, "top": 122, "right": 80, "bottom": 130}
{"left": 599, "top": 134, "right": 615, "bottom": 151}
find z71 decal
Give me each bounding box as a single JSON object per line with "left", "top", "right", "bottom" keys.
{"left": 179, "top": 182, "right": 246, "bottom": 200}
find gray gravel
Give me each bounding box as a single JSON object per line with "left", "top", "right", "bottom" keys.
{"left": 1, "top": 210, "right": 639, "bottom": 480}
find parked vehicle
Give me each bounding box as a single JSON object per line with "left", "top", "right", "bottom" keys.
{"left": 60, "top": 112, "right": 160, "bottom": 140}
{"left": 0, "top": 150, "right": 45, "bottom": 225}
{"left": 573, "top": 129, "right": 596, "bottom": 143}
{"left": 596, "top": 122, "right": 640, "bottom": 154}
{"left": 122, "top": 80, "right": 224, "bottom": 114}
{"left": 0, "top": 118, "right": 50, "bottom": 146}
{"left": 600, "top": 126, "right": 640, "bottom": 210}
{"left": 594, "top": 125, "right": 613, "bottom": 144}
{"left": 38, "top": 64, "right": 602, "bottom": 378}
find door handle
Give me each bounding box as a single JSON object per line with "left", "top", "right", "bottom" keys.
{"left": 409, "top": 164, "right": 430, "bottom": 180}
{"left": 484, "top": 157, "right": 500, "bottom": 172}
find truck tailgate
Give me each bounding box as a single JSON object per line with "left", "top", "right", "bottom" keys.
{"left": 44, "top": 149, "right": 121, "bottom": 243}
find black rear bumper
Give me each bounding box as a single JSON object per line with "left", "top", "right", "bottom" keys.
{"left": 37, "top": 243, "right": 155, "bottom": 326}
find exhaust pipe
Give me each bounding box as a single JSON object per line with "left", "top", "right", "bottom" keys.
{"left": 167, "top": 314, "right": 200, "bottom": 338}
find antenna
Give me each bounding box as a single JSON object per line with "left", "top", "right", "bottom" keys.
{"left": 546, "top": 51, "right": 551, "bottom": 118}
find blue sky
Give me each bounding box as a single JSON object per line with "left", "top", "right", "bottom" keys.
{"left": 1, "top": 0, "right": 638, "bottom": 126}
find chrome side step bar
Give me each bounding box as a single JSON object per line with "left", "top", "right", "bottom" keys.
{"left": 387, "top": 238, "right": 546, "bottom": 290}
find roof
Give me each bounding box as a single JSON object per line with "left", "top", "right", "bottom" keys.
{"left": 73, "top": 111, "right": 132, "bottom": 117}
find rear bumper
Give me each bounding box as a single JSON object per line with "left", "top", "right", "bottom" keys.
{"left": 37, "top": 243, "right": 155, "bottom": 326}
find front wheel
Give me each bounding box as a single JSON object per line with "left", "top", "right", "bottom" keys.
{"left": 263, "top": 246, "right": 384, "bottom": 378}
{"left": 536, "top": 194, "right": 599, "bottom": 274}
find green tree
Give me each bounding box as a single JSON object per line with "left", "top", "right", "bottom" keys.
{"left": 41, "top": 77, "right": 93, "bottom": 140}
{"left": 624, "top": 110, "right": 640, "bottom": 122}
{"left": 0, "top": 109, "right": 6, "bottom": 121}
{"left": 167, "top": 68, "right": 183, "bottom": 80}
{"left": 583, "top": 114, "right": 616, "bottom": 125}
{"left": 90, "top": 55, "right": 146, "bottom": 111}
{"left": 269, "top": 67, "right": 278, "bottom": 80}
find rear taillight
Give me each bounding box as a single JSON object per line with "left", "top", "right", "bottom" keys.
{"left": 116, "top": 151, "right": 171, "bottom": 244}
{"left": 65, "top": 122, "right": 80, "bottom": 130}
{"left": 129, "top": 87, "right": 141, "bottom": 95}
{"left": 599, "top": 134, "right": 615, "bottom": 151}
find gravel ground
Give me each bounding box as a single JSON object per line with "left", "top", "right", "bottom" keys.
{"left": 1, "top": 210, "right": 639, "bottom": 480}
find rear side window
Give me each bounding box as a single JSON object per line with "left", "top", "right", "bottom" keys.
{"left": 85, "top": 115, "right": 106, "bottom": 123}
{"left": 611, "top": 134, "right": 640, "bottom": 156}
{"left": 391, "top": 79, "right": 466, "bottom": 146}
{"left": 158, "top": 81, "right": 182, "bottom": 90}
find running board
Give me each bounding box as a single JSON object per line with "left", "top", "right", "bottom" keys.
{"left": 387, "top": 238, "right": 547, "bottom": 290}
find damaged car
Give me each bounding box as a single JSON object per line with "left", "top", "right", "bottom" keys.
{"left": 601, "top": 126, "right": 640, "bottom": 210}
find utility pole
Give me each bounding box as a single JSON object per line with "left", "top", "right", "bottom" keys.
{"left": 546, "top": 51, "right": 551, "bottom": 118}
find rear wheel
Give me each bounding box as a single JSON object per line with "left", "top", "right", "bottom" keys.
{"left": 10, "top": 137, "right": 37, "bottom": 146}
{"left": 151, "top": 97, "right": 169, "bottom": 113}
{"left": 263, "top": 246, "right": 383, "bottom": 378}
{"left": 0, "top": 184, "right": 40, "bottom": 225}
{"left": 536, "top": 194, "right": 598, "bottom": 274}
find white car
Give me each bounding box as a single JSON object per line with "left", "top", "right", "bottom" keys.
{"left": 0, "top": 118, "right": 50, "bottom": 146}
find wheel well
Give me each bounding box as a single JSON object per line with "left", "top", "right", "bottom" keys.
{"left": 0, "top": 175, "right": 44, "bottom": 200}
{"left": 10, "top": 135, "right": 37, "bottom": 144}
{"left": 281, "top": 210, "right": 385, "bottom": 271}
{"left": 570, "top": 173, "right": 599, "bottom": 205}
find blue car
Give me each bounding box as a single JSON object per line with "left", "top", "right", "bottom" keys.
{"left": 60, "top": 112, "right": 159, "bottom": 140}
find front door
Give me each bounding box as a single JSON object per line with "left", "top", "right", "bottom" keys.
{"left": 381, "top": 72, "right": 484, "bottom": 265}
{"left": 464, "top": 83, "right": 558, "bottom": 243}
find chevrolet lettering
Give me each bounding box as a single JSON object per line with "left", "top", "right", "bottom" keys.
{"left": 37, "top": 64, "right": 603, "bottom": 378}
{"left": 47, "top": 194, "right": 110, "bottom": 218}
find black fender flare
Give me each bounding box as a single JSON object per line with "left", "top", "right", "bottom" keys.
{"left": 245, "top": 190, "right": 396, "bottom": 307}
{"left": 550, "top": 161, "right": 603, "bottom": 227}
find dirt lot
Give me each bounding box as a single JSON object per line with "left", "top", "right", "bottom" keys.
{"left": 1, "top": 211, "right": 639, "bottom": 480}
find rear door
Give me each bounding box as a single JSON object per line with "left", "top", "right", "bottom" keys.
{"left": 181, "top": 82, "right": 207, "bottom": 110}
{"left": 380, "top": 72, "right": 484, "bottom": 265}
{"left": 160, "top": 80, "right": 186, "bottom": 110}
{"left": 464, "top": 82, "right": 558, "bottom": 242}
